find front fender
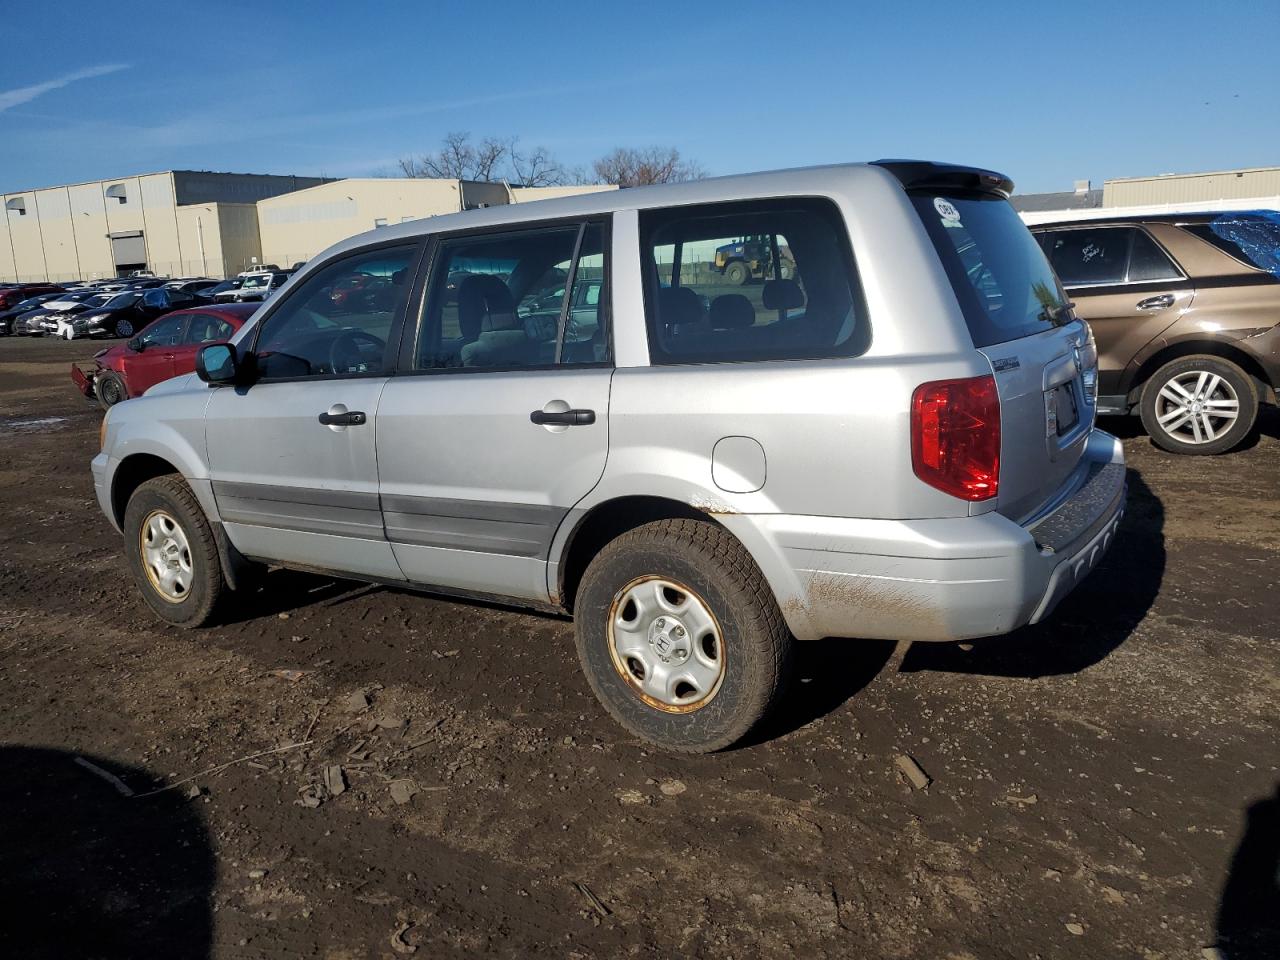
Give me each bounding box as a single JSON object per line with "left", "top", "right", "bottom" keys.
{"left": 101, "top": 386, "right": 218, "bottom": 524}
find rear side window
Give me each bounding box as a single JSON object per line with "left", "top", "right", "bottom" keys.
{"left": 640, "top": 198, "right": 867, "bottom": 364}
{"left": 912, "top": 193, "right": 1070, "bottom": 347}
{"left": 1040, "top": 226, "right": 1181, "bottom": 285}
{"left": 1183, "top": 214, "right": 1280, "bottom": 278}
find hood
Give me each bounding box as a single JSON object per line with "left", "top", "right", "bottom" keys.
{"left": 144, "top": 372, "right": 200, "bottom": 398}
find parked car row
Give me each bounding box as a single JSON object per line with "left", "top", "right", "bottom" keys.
{"left": 0, "top": 266, "right": 295, "bottom": 339}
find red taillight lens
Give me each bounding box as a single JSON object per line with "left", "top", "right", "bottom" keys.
{"left": 911, "top": 375, "right": 1000, "bottom": 501}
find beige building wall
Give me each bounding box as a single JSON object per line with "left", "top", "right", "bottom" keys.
{"left": 1105, "top": 167, "right": 1280, "bottom": 207}
{"left": 258, "top": 179, "right": 466, "bottom": 265}
{"left": 68, "top": 182, "right": 115, "bottom": 279}
{"left": 511, "top": 184, "right": 617, "bottom": 203}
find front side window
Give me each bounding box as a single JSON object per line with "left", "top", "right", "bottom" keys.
{"left": 138, "top": 314, "right": 185, "bottom": 348}
{"left": 640, "top": 198, "right": 866, "bottom": 364}
{"left": 415, "top": 221, "right": 608, "bottom": 370}
{"left": 252, "top": 244, "right": 417, "bottom": 380}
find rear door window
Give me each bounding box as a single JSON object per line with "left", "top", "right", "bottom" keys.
{"left": 1041, "top": 227, "right": 1131, "bottom": 286}
{"left": 640, "top": 198, "right": 867, "bottom": 364}
{"left": 912, "top": 193, "right": 1070, "bottom": 347}
{"left": 414, "top": 220, "right": 609, "bottom": 370}
{"left": 1126, "top": 230, "right": 1182, "bottom": 282}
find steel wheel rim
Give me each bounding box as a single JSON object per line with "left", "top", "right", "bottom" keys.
{"left": 100, "top": 378, "right": 122, "bottom": 405}
{"left": 1154, "top": 370, "right": 1240, "bottom": 445}
{"left": 607, "top": 576, "right": 726, "bottom": 713}
{"left": 140, "top": 509, "right": 194, "bottom": 603}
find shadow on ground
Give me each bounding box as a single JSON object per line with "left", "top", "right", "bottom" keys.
{"left": 0, "top": 746, "right": 214, "bottom": 959}
{"left": 1216, "top": 783, "right": 1280, "bottom": 959}
{"left": 900, "top": 469, "right": 1164, "bottom": 679}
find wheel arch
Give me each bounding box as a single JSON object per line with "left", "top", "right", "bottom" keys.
{"left": 1126, "top": 339, "right": 1275, "bottom": 406}
{"left": 110, "top": 453, "right": 182, "bottom": 528}
{"left": 553, "top": 495, "right": 714, "bottom": 611}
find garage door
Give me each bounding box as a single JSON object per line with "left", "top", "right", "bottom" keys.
{"left": 110, "top": 232, "right": 146, "bottom": 267}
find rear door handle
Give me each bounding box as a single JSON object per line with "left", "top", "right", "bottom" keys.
{"left": 1136, "top": 293, "right": 1174, "bottom": 311}
{"left": 318, "top": 410, "right": 367, "bottom": 426}
{"left": 529, "top": 408, "right": 595, "bottom": 426}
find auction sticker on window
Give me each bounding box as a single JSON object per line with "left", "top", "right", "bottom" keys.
{"left": 933, "top": 197, "right": 962, "bottom": 225}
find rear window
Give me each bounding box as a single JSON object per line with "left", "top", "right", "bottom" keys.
{"left": 911, "top": 193, "right": 1069, "bottom": 347}
{"left": 1183, "top": 213, "right": 1280, "bottom": 279}
{"left": 640, "top": 198, "right": 868, "bottom": 364}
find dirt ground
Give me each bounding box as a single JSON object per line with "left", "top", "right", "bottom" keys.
{"left": 1, "top": 334, "right": 1277, "bottom": 960}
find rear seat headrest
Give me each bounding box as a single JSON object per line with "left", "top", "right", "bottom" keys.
{"left": 709, "top": 294, "right": 755, "bottom": 329}
{"left": 762, "top": 278, "right": 805, "bottom": 311}
{"left": 657, "top": 286, "right": 705, "bottom": 328}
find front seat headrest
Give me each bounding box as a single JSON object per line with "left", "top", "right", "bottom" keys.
{"left": 458, "top": 274, "right": 517, "bottom": 340}
{"left": 709, "top": 294, "right": 755, "bottom": 329}
{"left": 762, "top": 278, "right": 805, "bottom": 311}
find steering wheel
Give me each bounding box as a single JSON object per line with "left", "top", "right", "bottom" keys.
{"left": 327, "top": 329, "right": 385, "bottom": 374}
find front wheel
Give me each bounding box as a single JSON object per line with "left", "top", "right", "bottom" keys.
{"left": 574, "top": 519, "right": 792, "bottom": 752}
{"left": 114, "top": 317, "right": 135, "bottom": 338}
{"left": 1139, "top": 355, "right": 1257, "bottom": 455}
{"left": 96, "top": 371, "right": 128, "bottom": 409}
{"left": 723, "top": 260, "right": 751, "bottom": 286}
{"left": 123, "top": 475, "right": 225, "bottom": 627}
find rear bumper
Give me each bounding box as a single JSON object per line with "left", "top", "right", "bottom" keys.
{"left": 729, "top": 430, "right": 1127, "bottom": 642}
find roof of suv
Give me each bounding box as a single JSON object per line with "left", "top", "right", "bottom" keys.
{"left": 309, "top": 160, "right": 1011, "bottom": 269}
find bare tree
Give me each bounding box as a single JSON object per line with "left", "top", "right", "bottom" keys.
{"left": 592, "top": 146, "right": 706, "bottom": 187}
{"left": 397, "top": 132, "right": 573, "bottom": 186}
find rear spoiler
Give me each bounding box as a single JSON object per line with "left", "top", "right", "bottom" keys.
{"left": 872, "top": 160, "right": 1014, "bottom": 199}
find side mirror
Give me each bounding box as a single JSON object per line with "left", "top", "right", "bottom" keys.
{"left": 196, "top": 342, "right": 239, "bottom": 384}
{"left": 128, "top": 337, "right": 143, "bottom": 352}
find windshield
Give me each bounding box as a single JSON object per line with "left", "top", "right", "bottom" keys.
{"left": 104, "top": 293, "right": 137, "bottom": 309}
{"left": 910, "top": 192, "right": 1069, "bottom": 347}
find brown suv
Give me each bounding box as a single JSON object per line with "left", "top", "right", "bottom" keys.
{"left": 1032, "top": 212, "right": 1280, "bottom": 454}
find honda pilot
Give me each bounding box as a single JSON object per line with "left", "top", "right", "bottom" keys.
{"left": 92, "top": 162, "right": 1127, "bottom": 752}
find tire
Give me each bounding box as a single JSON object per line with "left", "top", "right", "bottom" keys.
{"left": 1139, "top": 355, "right": 1257, "bottom": 455}
{"left": 724, "top": 261, "right": 751, "bottom": 286}
{"left": 123, "top": 475, "right": 224, "bottom": 628}
{"left": 114, "top": 317, "right": 135, "bottom": 338}
{"left": 574, "top": 518, "right": 792, "bottom": 753}
{"left": 96, "top": 371, "right": 128, "bottom": 409}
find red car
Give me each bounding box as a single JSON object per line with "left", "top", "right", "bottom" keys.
{"left": 72, "top": 303, "right": 257, "bottom": 409}
{"left": 0, "top": 282, "right": 64, "bottom": 311}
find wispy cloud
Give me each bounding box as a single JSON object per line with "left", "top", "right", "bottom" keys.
{"left": 0, "top": 64, "right": 130, "bottom": 113}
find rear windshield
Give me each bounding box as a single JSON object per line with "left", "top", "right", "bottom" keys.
{"left": 910, "top": 192, "right": 1070, "bottom": 347}
{"left": 1182, "top": 213, "right": 1280, "bottom": 279}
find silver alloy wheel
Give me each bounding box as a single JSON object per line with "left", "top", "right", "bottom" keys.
{"left": 607, "top": 576, "right": 726, "bottom": 713}
{"left": 140, "top": 509, "right": 194, "bottom": 603}
{"left": 1154, "top": 370, "right": 1240, "bottom": 445}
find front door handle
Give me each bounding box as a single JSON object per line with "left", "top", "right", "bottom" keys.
{"left": 318, "top": 410, "right": 367, "bottom": 426}
{"left": 1136, "top": 293, "right": 1174, "bottom": 311}
{"left": 529, "top": 408, "right": 595, "bottom": 426}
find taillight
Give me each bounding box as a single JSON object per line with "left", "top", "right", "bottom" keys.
{"left": 911, "top": 375, "right": 1000, "bottom": 501}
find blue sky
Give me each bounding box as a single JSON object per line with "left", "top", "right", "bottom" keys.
{"left": 1, "top": 0, "right": 1275, "bottom": 195}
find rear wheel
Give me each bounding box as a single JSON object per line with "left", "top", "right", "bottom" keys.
{"left": 123, "top": 475, "right": 224, "bottom": 627}
{"left": 96, "top": 371, "right": 128, "bottom": 409}
{"left": 1139, "top": 355, "right": 1256, "bottom": 455}
{"left": 574, "top": 519, "right": 791, "bottom": 752}
{"left": 724, "top": 260, "right": 751, "bottom": 286}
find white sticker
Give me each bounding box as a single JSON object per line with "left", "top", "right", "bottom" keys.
{"left": 933, "top": 197, "right": 961, "bottom": 223}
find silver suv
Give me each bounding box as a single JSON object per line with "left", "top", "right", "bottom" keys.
{"left": 92, "top": 162, "right": 1126, "bottom": 752}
